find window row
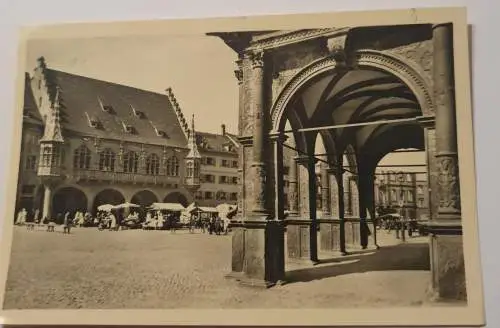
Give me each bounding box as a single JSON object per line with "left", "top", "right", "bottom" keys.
{"left": 194, "top": 191, "right": 238, "bottom": 201}
{"left": 202, "top": 174, "right": 238, "bottom": 184}
{"left": 201, "top": 157, "right": 238, "bottom": 168}
{"left": 73, "top": 145, "right": 180, "bottom": 176}
{"left": 390, "top": 189, "right": 415, "bottom": 202}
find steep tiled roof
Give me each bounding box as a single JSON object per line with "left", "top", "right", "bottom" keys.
{"left": 23, "top": 73, "right": 43, "bottom": 126}
{"left": 196, "top": 132, "right": 238, "bottom": 154}
{"left": 40, "top": 69, "right": 188, "bottom": 148}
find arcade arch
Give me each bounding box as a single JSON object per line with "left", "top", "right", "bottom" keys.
{"left": 52, "top": 187, "right": 88, "bottom": 219}
{"left": 93, "top": 189, "right": 125, "bottom": 214}
{"left": 164, "top": 192, "right": 188, "bottom": 207}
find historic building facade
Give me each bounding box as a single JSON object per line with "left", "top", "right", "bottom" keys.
{"left": 374, "top": 171, "right": 429, "bottom": 220}
{"left": 15, "top": 57, "right": 235, "bottom": 221}
{"left": 212, "top": 23, "right": 465, "bottom": 301}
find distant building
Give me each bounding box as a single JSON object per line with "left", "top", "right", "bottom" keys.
{"left": 374, "top": 170, "right": 429, "bottom": 220}
{"left": 15, "top": 57, "right": 238, "bottom": 221}
{"left": 193, "top": 124, "right": 240, "bottom": 207}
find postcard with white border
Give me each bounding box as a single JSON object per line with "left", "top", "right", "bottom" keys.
{"left": 0, "top": 6, "right": 485, "bottom": 327}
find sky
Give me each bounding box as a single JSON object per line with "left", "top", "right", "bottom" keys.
{"left": 25, "top": 34, "right": 426, "bottom": 177}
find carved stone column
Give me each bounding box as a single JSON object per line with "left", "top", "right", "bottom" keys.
{"left": 286, "top": 155, "right": 318, "bottom": 263}
{"left": 320, "top": 166, "right": 343, "bottom": 253}
{"left": 227, "top": 50, "right": 284, "bottom": 288}
{"left": 287, "top": 155, "right": 299, "bottom": 215}
{"left": 249, "top": 50, "right": 268, "bottom": 216}
{"left": 320, "top": 162, "right": 331, "bottom": 217}
{"left": 235, "top": 58, "right": 244, "bottom": 219}
{"left": 425, "top": 23, "right": 465, "bottom": 301}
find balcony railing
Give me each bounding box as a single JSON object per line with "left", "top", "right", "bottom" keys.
{"left": 70, "top": 169, "right": 181, "bottom": 186}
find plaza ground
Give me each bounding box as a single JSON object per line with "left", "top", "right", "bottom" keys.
{"left": 2, "top": 226, "right": 466, "bottom": 309}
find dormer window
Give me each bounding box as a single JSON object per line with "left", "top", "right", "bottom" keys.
{"left": 121, "top": 121, "right": 135, "bottom": 134}
{"left": 149, "top": 121, "right": 168, "bottom": 138}
{"left": 85, "top": 112, "right": 101, "bottom": 129}
{"left": 98, "top": 97, "right": 114, "bottom": 114}
{"left": 131, "top": 105, "right": 144, "bottom": 118}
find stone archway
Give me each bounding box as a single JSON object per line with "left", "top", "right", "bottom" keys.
{"left": 52, "top": 187, "right": 88, "bottom": 221}
{"left": 131, "top": 190, "right": 158, "bottom": 207}
{"left": 164, "top": 192, "right": 189, "bottom": 207}
{"left": 93, "top": 189, "right": 125, "bottom": 214}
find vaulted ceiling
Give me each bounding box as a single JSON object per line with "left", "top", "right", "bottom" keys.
{"left": 285, "top": 67, "right": 424, "bottom": 169}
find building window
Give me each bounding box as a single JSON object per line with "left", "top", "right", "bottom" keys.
{"left": 418, "top": 199, "right": 424, "bottom": 208}
{"left": 216, "top": 191, "right": 227, "bottom": 201}
{"left": 230, "top": 192, "right": 237, "bottom": 201}
{"left": 417, "top": 185, "right": 424, "bottom": 195}
{"left": 407, "top": 190, "right": 414, "bottom": 202}
{"left": 391, "top": 189, "right": 397, "bottom": 201}
{"left": 231, "top": 161, "right": 238, "bottom": 168}
{"left": 186, "top": 162, "right": 194, "bottom": 177}
{"left": 221, "top": 159, "right": 229, "bottom": 167}
{"left": 205, "top": 174, "right": 215, "bottom": 183}
{"left": 219, "top": 176, "right": 227, "bottom": 184}
{"left": 146, "top": 153, "right": 160, "bottom": 175}
{"left": 205, "top": 157, "right": 215, "bottom": 166}
{"left": 25, "top": 155, "right": 37, "bottom": 171}
{"left": 204, "top": 191, "right": 213, "bottom": 199}
{"left": 73, "top": 145, "right": 91, "bottom": 170}
{"left": 166, "top": 156, "right": 180, "bottom": 176}
{"left": 231, "top": 177, "right": 238, "bottom": 184}
{"left": 123, "top": 151, "right": 139, "bottom": 173}
{"left": 195, "top": 191, "right": 203, "bottom": 200}
{"left": 99, "top": 148, "right": 116, "bottom": 171}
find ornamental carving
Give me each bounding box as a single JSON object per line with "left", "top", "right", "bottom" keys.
{"left": 388, "top": 40, "right": 433, "bottom": 74}
{"left": 252, "top": 163, "right": 267, "bottom": 210}
{"left": 249, "top": 51, "right": 264, "bottom": 69}
{"left": 288, "top": 181, "right": 299, "bottom": 213}
{"left": 437, "top": 155, "right": 461, "bottom": 210}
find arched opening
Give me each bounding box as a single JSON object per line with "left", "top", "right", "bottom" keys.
{"left": 131, "top": 190, "right": 158, "bottom": 207}
{"left": 164, "top": 192, "right": 188, "bottom": 207}
{"left": 93, "top": 189, "right": 125, "bottom": 214}
{"left": 52, "top": 187, "right": 88, "bottom": 222}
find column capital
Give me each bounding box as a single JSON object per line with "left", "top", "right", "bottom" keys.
{"left": 248, "top": 50, "right": 265, "bottom": 69}
{"left": 268, "top": 132, "right": 288, "bottom": 143}
{"left": 237, "top": 135, "right": 254, "bottom": 146}
{"left": 416, "top": 115, "right": 436, "bottom": 129}
{"left": 432, "top": 22, "right": 453, "bottom": 31}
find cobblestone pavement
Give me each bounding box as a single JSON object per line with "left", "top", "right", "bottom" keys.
{"left": 3, "top": 226, "right": 463, "bottom": 309}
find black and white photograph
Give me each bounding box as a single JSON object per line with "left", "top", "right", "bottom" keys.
{"left": 0, "top": 7, "right": 484, "bottom": 327}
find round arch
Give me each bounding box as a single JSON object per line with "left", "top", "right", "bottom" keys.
{"left": 93, "top": 189, "right": 125, "bottom": 213}
{"left": 164, "top": 192, "right": 189, "bottom": 207}
{"left": 131, "top": 190, "right": 159, "bottom": 207}
{"left": 52, "top": 187, "right": 88, "bottom": 219}
{"left": 270, "top": 50, "right": 433, "bottom": 132}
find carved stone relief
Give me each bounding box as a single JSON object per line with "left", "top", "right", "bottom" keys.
{"left": 437, "top": 155, "right": 461, "bottom": 212}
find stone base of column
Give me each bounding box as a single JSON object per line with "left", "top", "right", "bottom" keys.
{"left": 285, "top": 217, "right": 318, "bottom": 264}
{"left": 226, "top": 216, "right": 285, "bottom": 288}
{"left": 344, "top": 217, "right": 362, "bottom": 250}
{"left": 421, "top": 220, "right": 467, "bottom": 301}
{"left": 318, "top": 218, "right": 342, "bottom": 252}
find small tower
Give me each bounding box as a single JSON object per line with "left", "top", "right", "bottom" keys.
{"left": 184, "top": 114, "right": 201, "bottom": 192}
{"left": 38, "top": 86, "right": 65, "bottom": 178}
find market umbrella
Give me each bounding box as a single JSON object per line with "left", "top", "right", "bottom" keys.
{"left": 97, "top": 204, "right": 115, "bottom": 212}
{"left": 114, "top": 202, "right": 140, "bottom": 209}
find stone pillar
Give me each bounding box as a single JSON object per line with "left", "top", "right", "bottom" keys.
{"left": 229, "top": 50, "right": 284, "bottom": 288}
{"left": 337, "top": 169, "right": 347, "bottom": 254}
{"left": 41, "top": 184, "right": 53, "bottom": 220}
{"left": 320, "top": 166, "right": 343, "bottom": 253}
{"left": 249, "top": 50, "right": 267, "bottom": 215}
{"left": 287, "top": 155, "right": 299, "bottom": 215}
{"left": 320, "top": 163, "right": 331, "bottom": 217}
{"left": 286, "top": 155, "right": 318, "bottom": 263}
{"left": 425, "top": 23, "right": 465, "bottom": 301}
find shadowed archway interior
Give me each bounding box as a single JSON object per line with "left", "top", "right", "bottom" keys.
{"left": 52, "top": 187, "right": 88, "bottom": 218}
